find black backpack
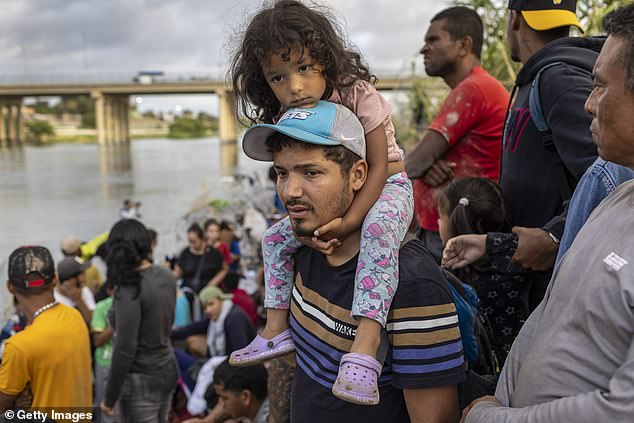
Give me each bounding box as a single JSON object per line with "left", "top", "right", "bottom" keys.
{"left": 443, "top": 270, "right": 499, "bottom": 409}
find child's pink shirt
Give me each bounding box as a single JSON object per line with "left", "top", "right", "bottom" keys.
{"left": 328, "top": 80, "right": 403, "bottom": 162}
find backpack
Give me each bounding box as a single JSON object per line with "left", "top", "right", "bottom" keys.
{"left": 443, "top": 270, "right": 499, "bottom": 410}
{"left": 528, "top": 61, "right": 593, "bottom": 201}
{"left": 443, "top": 270, "right": 498, "bottom": 376}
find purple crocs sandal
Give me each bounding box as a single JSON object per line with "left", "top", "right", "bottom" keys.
{"left": 229, "top": 329, "right": 295, "bottom": 366}
{"left": 331, "top": 352, "right": 382, "bottom": 405}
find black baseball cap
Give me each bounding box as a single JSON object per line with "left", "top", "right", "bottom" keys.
{"left": 57, "top": 256, "right": 91, "bottom": 282}
{"left": 8, "top": 246, "right": 56, "bottom": 289}
{"left": 509, "top": 0, "right": 582, "bottom": 31}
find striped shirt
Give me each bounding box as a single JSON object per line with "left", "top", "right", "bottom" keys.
{"left": 290, "top": 240, "right": 465, "bottom": 422}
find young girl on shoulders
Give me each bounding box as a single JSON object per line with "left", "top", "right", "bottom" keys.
{"left": 438, "top": 177, "right": 535, "bottom": 365}
{"left": 227, "top": 0, "right": 414, "bottom": 405}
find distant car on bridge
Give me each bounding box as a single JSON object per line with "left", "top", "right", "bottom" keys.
{"left": 134, "top": 70, "right": 164, "bottom": 85}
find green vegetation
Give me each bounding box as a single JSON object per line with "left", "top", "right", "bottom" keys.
{"left": 24, "top": 120, "right": 55, "bottom": 144}
{"left": 167, "top": 112, "right": 219, "bottom": 139}
{"left": 168, "top": 116, "right": 208, "bottom": 139}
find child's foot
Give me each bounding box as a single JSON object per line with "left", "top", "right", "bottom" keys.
{"left": 229, "top": 329, "right": 295, "bottom": 367}
{"left": 331, "top": 352, "right": 382, "bottom": 405}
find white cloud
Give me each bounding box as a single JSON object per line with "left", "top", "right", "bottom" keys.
{"left": 0, "top": 0, "right": 450, "bottom": 111}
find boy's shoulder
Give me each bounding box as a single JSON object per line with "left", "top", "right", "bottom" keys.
{"left": 95, "top": 296, "right": 113, "bottom": 311}
{"left": 395, "top": 239, "right": 455, "bottom": 308}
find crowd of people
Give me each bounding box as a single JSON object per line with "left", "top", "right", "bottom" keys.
{"left": 2, "top": 0, "right": 634, "bottom": 422}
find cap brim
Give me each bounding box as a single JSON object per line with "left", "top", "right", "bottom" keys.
{"left": 59, "top": 260, "right": 91, "bottom": 281}
{"left": 522, "top": 10, "right": 583, "bottom": 32}
{"left": 242, "top": 125, "right": 341, "bottom": 161}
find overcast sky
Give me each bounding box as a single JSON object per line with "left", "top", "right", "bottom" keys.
{"left": 0, "top": 0, "right": 450, "bottom": 113}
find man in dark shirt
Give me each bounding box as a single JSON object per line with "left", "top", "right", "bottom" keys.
{"left": 497, "top": 0, "right": 600, "bottom": 307}
{"left": 241, "top": 101, "right": 465, "bottom": 422}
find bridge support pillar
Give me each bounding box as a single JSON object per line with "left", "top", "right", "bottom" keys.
{"left": 1, "top": 98, "right": 24, "bottom": 145}
{"left": 0, "top": 102, "right": 7, "bottom": 147}
{"left": 92, "top": 91, "right": 129, "bottom": 145}
{"left": 218, "top": 89, "right": 240, "bottom": 173}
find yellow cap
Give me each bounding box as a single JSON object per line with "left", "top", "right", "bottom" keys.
{"left": 521, "top": 9, "right": 583, "bottom": 32}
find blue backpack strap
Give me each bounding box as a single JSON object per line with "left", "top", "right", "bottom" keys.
{"left": 528, "top": 61, "right": 563, "bottom": 135}
{"left": 529, "top": 61, "right": 573, "bottom": 200}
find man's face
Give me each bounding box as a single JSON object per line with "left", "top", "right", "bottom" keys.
{"left": 585, "top": 35, "right": 634, "bottom": 168}
{"left": 215, "top": 384, "right": 247, "bottom": 419}
{"left": 204, "top": 298, "right": 223, "bottom": 320}
{"left": 506, "top": 11, "right": 521, "bottom": 62}
{"left": 420, "top": 19, "right": 460, "bottom": 77}
{"left": 273, "top": 143, "right": 355, "bottom": 238}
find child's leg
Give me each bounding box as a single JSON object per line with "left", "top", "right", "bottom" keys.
{"left": 261, "top": 216, "right": 303, "bottom": 337}
{"left": 351, "top": 172, "right": 414, "bottom": 351}
{"left": 230, "top": 217, "right": 301, "bottom": 366}
{"left": 332, "top": 173, "right": 414, "bottom": 404}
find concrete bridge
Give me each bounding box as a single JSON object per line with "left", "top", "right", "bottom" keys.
{"left": 0, "top": 72, "right": 414, "bottom": 146}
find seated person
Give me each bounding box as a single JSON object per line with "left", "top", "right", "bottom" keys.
{"left": 172, "top": 287, "right": 256, "bottom": 390}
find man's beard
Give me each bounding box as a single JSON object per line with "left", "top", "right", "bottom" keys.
{"left": 425, "top": 59, "right": 457, "bottom": 78}
{"left": 286, "top": 177, "right": 352, "bottom": 239}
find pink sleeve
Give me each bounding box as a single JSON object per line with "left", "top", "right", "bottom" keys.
{"left": 333, "top": 80, "right": 393, "bottom": 135}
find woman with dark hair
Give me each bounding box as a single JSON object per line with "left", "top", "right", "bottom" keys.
{"left": 100, "top": 219, "right": 178, "bottom": 423}
{"left": 174, "top": 223, "right": 227, "bottom": 293}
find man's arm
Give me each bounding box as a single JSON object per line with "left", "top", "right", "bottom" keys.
{"left": 404, "top": 385, "right": 460, "bottom": 423}
{"left": 0, "top": 343, "right": 28, "bottom": 412}
{"left": 405, "top": 130, "right": 450, "bottom": 180}
{"left": 92, "top": 327, "right": 114, "bottom": 347}
{"left": 465, "top": 335, "right": 634, "bottom": 423}
{"left": 0, "top": 392, "right": 16, "bottom": 412}
{"left": 208, "top": 260, "right": 228, "bottom": 287}
{"left": 104, "top": 287, "right": 141, "bottom": 407}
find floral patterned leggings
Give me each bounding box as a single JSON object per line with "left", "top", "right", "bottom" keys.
{"left": 263, "top": 172, "right": 414, "bottom": 326}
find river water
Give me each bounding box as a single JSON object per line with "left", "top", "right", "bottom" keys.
{"left": 0, "top": 137, "right": 270, "bottom": 313}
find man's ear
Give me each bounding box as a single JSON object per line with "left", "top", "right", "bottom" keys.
{"left": 6, "top": 281, "right": 14, "bottom": 295}
{"left": 458, "top": 36, "right": 474, "bottom": 57}
{"left": 350, "top": 159, "right": 368, "bottom": 192}
{"left": 509, "top": 10, "right": 521, "bottom": 31}
{"left": 240, "top": 389, "right": 252, "bottom": 406}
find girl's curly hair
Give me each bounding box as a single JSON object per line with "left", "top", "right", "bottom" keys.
{"left": 228, "top": 0, "right": 375, "bottom": 124}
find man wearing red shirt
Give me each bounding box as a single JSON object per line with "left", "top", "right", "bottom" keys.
{"left": 405, "top": 6, "right": 509, "bottom": 261}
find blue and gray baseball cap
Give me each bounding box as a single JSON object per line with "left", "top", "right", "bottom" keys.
{"left": 241, "top": 101, "right": 366, "bottom": 161}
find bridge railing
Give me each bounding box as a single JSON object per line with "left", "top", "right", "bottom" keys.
{"left": 0, "top": 68, "right": 416, "bottom": 87}
{"left": 0, "top": 71, "right": 226, "bottom": 86}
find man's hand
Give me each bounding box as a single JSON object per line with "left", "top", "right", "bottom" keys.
{"left": 14, "top": 385, "right": 32, "bottom": 409}
{"left": 442, "top": 234, "right": 487, "bottom": 269}
{"left": 100, "top": 400, "right": 115, "bottom": 416}
{"left": 460, "top": 395, "right": 500, "bottom": 423}
{"left": 510, "top": 227, "right": 558, "bottom": 271}
{"left": 422, "top": 160, "right": 456, "bottom": 186}
{"left": 58, "top": 279, "right": 83, "bottom": 302}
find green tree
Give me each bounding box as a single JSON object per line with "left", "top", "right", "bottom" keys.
{"left": 168, "top": 116, "right": 207, "bottom": 139}
{"left": 25, "top": 120, "right": 55, "bottom": 144}
{"left": 33, "top": 101, "right": 55, "bottom": 114}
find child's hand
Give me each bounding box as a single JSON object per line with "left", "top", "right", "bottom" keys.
{"left": 295, "top": 234, "right": 341, "bottom": 255}
{"left": 314, "top": 217, "right": 349, "bottom": 241}
{"left": 441, "top": 234, "right": 487, "bottom": 269}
